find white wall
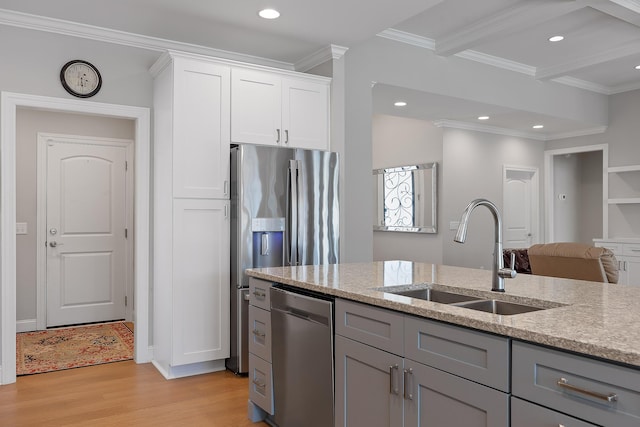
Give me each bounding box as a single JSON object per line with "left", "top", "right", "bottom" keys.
{"left": 372, "top": 114, "right": 443, "bottom": 263}
{"left": 546, "top": 89, "right": 640, "bottom": 238}
{"left": 15, "top": 109, "right": 135, "bottom": 322}
{"left": 441, "top": 129, "right": 545, "bottom": 269}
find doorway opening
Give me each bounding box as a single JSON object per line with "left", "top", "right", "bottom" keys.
{"left": 34, "top": 132, "right": 134, "bottom": 330}
{"left": 544, "top": 144, "right": 608, "bottom": 243}
{"left": 1, "top": 92, "right": 151, "bottom": 385}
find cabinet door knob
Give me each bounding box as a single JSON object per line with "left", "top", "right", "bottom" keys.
{"left": 276, "top": 128, "right": 281, "bottom": 143}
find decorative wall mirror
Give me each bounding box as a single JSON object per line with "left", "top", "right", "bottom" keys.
{"left": 373, "top": 162, "right": 438, "bottom": 233}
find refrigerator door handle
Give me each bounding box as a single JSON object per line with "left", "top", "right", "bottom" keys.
{"left": 289, "top": 159, "right": 300, "bottom": 266}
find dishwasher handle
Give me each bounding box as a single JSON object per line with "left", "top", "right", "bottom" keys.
{"left": 270, "top": 287, "right": 333, "bottom": 327}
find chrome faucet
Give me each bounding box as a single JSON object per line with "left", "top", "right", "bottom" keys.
{"left": 454, "top": 198, "right": 516, "bottom": 292}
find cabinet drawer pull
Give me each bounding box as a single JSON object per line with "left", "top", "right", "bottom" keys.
{"left": 403, "top": 368, "right": 414, "bottom": 400}
{"left": 285, "top": 129, "right": 289, "bottom": 144}
{"left": 252, "top": 379, "right": 266, "bottom": 389}
{"left": 556, "top": 378, "right": 618, "bottom": 402}
{"left": 276, "top": 129, "right": 281, "bottom": 143}
{"left": 389, "top": 364, "right": 399, "bottom": 395}
{"left": 253, "top": 290, "right": 266, "bottom": 300}
{"left": 252, "top": 329, "right": 266, "bottom": 338}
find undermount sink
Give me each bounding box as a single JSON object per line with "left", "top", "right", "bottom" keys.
{"left": 382, "top": 286, "right": 548, "bottom": 315}
{"left": 390, "top": 288, "right": 482, "bottom": 304}
{"left": 453, "top": 299, "right": 544, "bottom": 315}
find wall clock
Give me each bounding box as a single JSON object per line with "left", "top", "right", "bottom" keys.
{"left": 60, "top": 60, "right": 102, "bottom": 98}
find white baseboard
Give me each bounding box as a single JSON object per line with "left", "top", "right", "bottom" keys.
{"left": 16, "top": 319, "right": 37, "bottom": 333}
{"left": 152, "top": 358, "right": 226, "bottom": 380}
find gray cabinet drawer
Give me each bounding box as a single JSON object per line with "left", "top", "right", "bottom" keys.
{"left": 248, "top": 305, "right": 271, "bottom": 362}
{"left": 248, "top": 353, "right": 274, "bottom": 415}
{"left": 405, "top": 316, "right": 510, "bottom": 392}
{"left": 335, "top": 299, "right": 404, "bottom": 356}
{"left": 249, "top": 277, "right": 271, "bottom": 310}
{"left": 511, "top": 397, "right": 596, "bottom": 427}
{"left": 513, "top": 341, "right": 640, "bottom": 427}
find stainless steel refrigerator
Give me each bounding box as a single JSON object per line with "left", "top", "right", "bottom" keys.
{"left": 226, "top": 144, "right": 339, "bottom": 374}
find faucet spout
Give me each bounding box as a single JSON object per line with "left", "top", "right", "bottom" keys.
{"left": 454, "top": 198, "right": 516, "bottom": 292}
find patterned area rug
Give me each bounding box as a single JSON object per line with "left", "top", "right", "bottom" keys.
{"left": 16, "top": 322, "right": 134, "bottom": 376}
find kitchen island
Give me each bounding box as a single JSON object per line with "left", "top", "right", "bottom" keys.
{"left": 246, "top": 261, "right": 640, "bottom": 426}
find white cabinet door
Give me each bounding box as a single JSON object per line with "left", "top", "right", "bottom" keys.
{"left": 231, "top": 69, "right": 281, "bottom": 146}
{"left": 172, "top": 199, "right": 230, "bottom": 365}
{"left": 282, "top": 78, "right": 329, "bottom": 150}
{"left": 173, "top": 58, "right": 230, "bottom": 199}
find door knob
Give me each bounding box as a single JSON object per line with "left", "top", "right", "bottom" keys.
{"left": 49, "top": 228, "right": 57, "bottom": 235}
{"left": 49, "top": 241, "right": 63, "bottom": 248}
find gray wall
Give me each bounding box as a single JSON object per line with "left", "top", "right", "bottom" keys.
{"left": 342, "top": 35, "right": 608, "bottom": 263}
{"left": 546, "top": 89, "right": 640, "bottom": 238}
{"left": 16, "top": 109, "right": 135, "bottom": 322}
{"left": 553, "top": 154, "right": 580, "bottom": 242}
{"left": 441, "top": 129, "right": 545, "bottom": 269}
{"left": 372, "top": 114, "right": 443, "bottom": 263}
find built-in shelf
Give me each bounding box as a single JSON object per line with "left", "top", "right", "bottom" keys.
{"left": 608, "top": 198, "right": 640, "bottom": 205}
{"left": 608, "top": 165, "right": 640, "bottom": 173}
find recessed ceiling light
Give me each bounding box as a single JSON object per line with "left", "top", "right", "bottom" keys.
{"left": 635, "top": 65, "right": 640, "bottom": 70}
{"left": 548, "top": 35, "right": 564, "bottom": 42}
{"left": 258, "top": 8, "right": 280, "bottom": 19}
{"left": 394, "top": 101, "right": 407, "bottom": 107}
{"left": 477, "top": 116, "right": 490, "bottom": 120}
{"left": 533, "top": 125, "right": 544, "bottom": 129}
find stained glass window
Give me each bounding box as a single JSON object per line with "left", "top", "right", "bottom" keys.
{"left": 383, "top": 166, "right": 415, "bottom": 227}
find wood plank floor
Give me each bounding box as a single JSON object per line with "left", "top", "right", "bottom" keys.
{"left": 0, "top": 361, "right": 269, "bottom": 426}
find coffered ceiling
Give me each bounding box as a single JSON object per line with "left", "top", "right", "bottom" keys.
{"left": 1, "top": 0, "right": 639, "bottom": 135}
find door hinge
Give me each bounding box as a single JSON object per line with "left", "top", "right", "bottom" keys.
{"left": 125, "top": 228, "right": 128, "bottom": 238}
{"left": 125, "top": 295, "right": 128, "bottom": 306}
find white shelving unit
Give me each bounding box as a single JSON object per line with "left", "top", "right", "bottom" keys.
{"left": 608, "top": 165, "right": 640, "bottom": 205}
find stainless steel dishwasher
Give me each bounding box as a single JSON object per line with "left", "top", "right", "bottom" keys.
{"left": 270, "top": 286, "right": 334, "bottom": 427}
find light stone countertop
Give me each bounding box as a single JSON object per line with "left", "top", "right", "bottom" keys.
{"left": 246, "top": 261, "right": 640, "bottom": 368}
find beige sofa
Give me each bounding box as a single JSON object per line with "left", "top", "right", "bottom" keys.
{"left": 528, "top": 242, "right": 618, "bottom": 284}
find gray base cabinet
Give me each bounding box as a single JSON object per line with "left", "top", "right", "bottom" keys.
{"left": 335, "top": 335, "right": 403, "bottom": 427}
{"left": 404, "top": 360, "right": 509, "bottom": 426}
{"left": 335, "top": 299, "right": 509, "bottom": 427}
{"left": 511, "top": 397, "right": 596, "bottom": 427}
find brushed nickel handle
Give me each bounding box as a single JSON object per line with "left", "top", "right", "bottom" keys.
{"left": 49, "top": 241, "right": 63, "bottom": 248}
{"left": 556, "top": 378, "right": 618, "bottom": 403}
{"left": 276, "top": 129, "right": 281, "bottom": 143}
{"left": 389, "top": 364, "right": 399, "bottom": 395}
{"left": 253, "top": 290, "right": 266, "bottom": 300}
{"left": 285, "top": 129, "right": 289, "bottom": 144}
{"left": 403, "top": 368, "right": 413, "bottom": 400}
{"left": 252, "top": 329, "right": 266, "bottom": 338}
{"left": 252, "top": 379, "right": 266, "bottom": 389}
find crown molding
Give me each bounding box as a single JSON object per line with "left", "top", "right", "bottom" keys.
{"left": 609, "top": 80, "right": 640, "bottom": 94}
{"left": 377, "top": 29, "right": 435, "bottom": 50}
{"left": 295, "top": 44, "right": 349, "bottom": 72}
{"left": 0, "top": 8, "right": 295, "bottom": 71}
{"left": 610, "top": 0, "right": 640, "bottom": 14}
{"left": 551, "top": 76, "right": 612, "bottom": 95}
{"left": 546, "top": 126, "right": 608, "bottom": 140}
{"left": 456, "top": 50, "right": 536, "bottom": 76}
{"left": 432, "top": 119, "right": 546, "bottom": 141}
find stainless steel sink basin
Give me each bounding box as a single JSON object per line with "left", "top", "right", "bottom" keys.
{"left": 454, "top": 299, "right": 544, "bottom": 315}
{"left": 387, "top": 288, "right": 482, "bottom": 304}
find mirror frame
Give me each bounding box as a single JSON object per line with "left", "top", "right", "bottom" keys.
{"left": 373, "top": 162, "right": 438, "bottom": 234}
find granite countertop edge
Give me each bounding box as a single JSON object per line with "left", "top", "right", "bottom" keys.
{"left": 246, "top": 262, "right": 640, "bottom": 368}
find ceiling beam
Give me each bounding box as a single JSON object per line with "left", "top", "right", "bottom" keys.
{"left": 434, "top": 1, "right": 584, "bottom": 57}
{"left": 535, "top": 37, "right": 640, "bottom": 80}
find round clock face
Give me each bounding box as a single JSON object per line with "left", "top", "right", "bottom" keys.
{"left": 60, "top": 60, "right": 102, "bottom": 98}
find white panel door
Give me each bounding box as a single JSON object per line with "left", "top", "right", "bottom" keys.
{"left": 504, "top": 168, "right": 538, "bottom": 249}
{"left": 172, "top": 199, "right": 230, "bottom": 364}
{"left": 231, "top": 69, "right": 282, "bottom": 146}
{"left": 173, "top": 58, "right": 230, "bottom": 199}
{"left": 282, "top": 78, "right": 329, "bottom": 150}
{"left": 46, "top": 141, "right": 127, "bottom": 327}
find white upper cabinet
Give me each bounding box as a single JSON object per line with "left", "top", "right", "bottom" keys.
{"left": 231, "top": 68, "right": 330, "bottom": 150}
{"left": 173, "top": 57, "right": 231, "bottom": 199}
